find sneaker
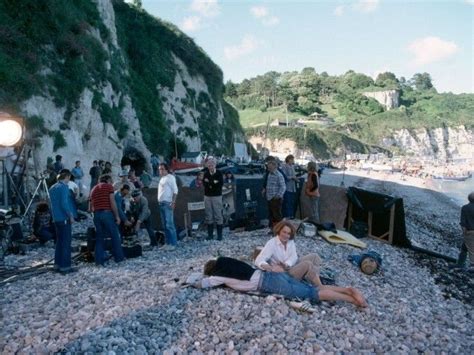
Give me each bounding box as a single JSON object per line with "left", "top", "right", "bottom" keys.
{"left": 161, "top": 245, "right": 176, "bottom": 251}
{"left": 289, "top": 301, "right": 316, "bottom": 313}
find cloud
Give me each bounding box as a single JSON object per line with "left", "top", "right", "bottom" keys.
{"left": 408, "top": 36, "right": 459, "bottom": 65}
{"left": 181, "top": 16, "right": 202, "bottom": 32}
{"left": 250, "top": 6, "right": 268, "bottom": 18}
{"left": 190, "top": 0, "right": 221, "bottom": 18}
{"left": 334, "top": 5, "right": 345, "bottom": 16}
{"left": 224, "top": 35, "right": 260, "bottom": 60}
{"left": 250, "top": 5, "right": 280, "bottom": 27}
{"left": 353, "top": 0, "right": 380, "bottom": 13}
{"left": 465, "top": 0, "right": 474, "bottom": 4}
{"left": 262, "top": 16, "right": 280, "bottom": 26}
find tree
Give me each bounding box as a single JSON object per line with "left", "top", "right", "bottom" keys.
{"left": 224, "top": 80, "right": 237, "bottom": 97}
{"left": 375, "top": 72, "right": 398, "bottom": 88}
{"left": 410, "top": 72, "right": 434, "bottom": 91}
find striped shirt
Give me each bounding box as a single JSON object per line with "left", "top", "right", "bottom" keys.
{"left": 90, "top": 183, "right": 114, "bottom": 211}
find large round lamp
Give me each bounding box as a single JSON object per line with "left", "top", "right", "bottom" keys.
{"left": 0, "top": 112, "right": 24, "bottom": 147}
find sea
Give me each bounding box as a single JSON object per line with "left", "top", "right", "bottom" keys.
{"left": 429, "top": 178, "right": 474, "bottom": 207}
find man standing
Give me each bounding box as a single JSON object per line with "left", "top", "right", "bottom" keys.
{"left": 157, "top": 163, "right": 178, "bottom": 250}
{"left": 281, "top": 154, "right": 298, "bottom": 219}
{"left": 262, "top": 158, "right": 286, "bottom": 229}
{"left": 89, "top": 174, "right": 125, "bottom": 266}
{"left": 53, "top": 155, "right": 64, "bottom": 174}
{"left": 89, "top": 160, "right": 100, "bottom": 190}
{"left": 130, "top": 190, "right": 158, "bottom": 247}
{"left": 150, "top": 154, "right": 160, "bottom": 177}
{"left": 305, "top": 161, "right": 320, "bottom": 223}
{"left": 456, "top": 192, "right": 474, "bottom": 269}
{"left": 114, "top": 184, "right": 132, "bottom": 236}
{"left": 203, "top": 157, "right": 224, "bottom": 240}
{"left": 49, "top": 169, "right": 75, "bottom": 274}
{"left": 71, "top": 160, "right": 84, "bottom": 196}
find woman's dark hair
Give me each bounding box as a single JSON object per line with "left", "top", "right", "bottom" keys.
{"left": 203, "top": 259, "right": 217, "bottom": 276}
{"left": 468, "top": 192, "right": 474, "bottom": 203}
{"left": 285, "top": 154, "right": 294, "bottom": 163}
{"left": 36, "top": 201, "right": 50, "bottom": 213}
{"left": 272, "top": 220, "right": 296, "bottom": 240}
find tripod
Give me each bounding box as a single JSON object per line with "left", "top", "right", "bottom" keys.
{"left": 23, "top": 175, "right": 51, "bottom": 219}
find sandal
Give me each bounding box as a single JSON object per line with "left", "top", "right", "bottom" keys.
{"left": 289, "top": 301, "right": 316, "bottom": 313}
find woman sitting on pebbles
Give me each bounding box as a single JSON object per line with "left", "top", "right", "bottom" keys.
{"left": 195, "top": 256, "right": 367, "bottom": 307}
{"left": 255, "top": 220, "right": 323, "bottom": 287}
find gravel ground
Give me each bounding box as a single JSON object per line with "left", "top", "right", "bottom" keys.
{"left": 1, "top": 172, "right": 473, "bottom": 353}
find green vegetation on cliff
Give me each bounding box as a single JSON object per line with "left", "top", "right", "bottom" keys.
{"left": 0, "top": 0, "right": 242, "bottom": 157}
{"left": 229, "top": 69, "right": 473, "bottom": 153}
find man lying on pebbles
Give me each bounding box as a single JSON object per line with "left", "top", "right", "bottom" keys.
{"left": 191, "top": 256, "right": 368, "bottom": 308}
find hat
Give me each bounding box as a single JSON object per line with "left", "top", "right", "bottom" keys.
{"left": 119, "top": 169, "right": 128, "bottom": 177}
{"left": 131, "top": 190, "right": 141, "bottom": 198}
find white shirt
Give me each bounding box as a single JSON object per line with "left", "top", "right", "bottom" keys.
{"left": 201, "top": 270, "right": 261, "bottom": 292}
{"left": 255, "top": 237, "right": 298, "bottom": 269}
{"left": 157, "top": 174, "right": 178, "bottom": 203}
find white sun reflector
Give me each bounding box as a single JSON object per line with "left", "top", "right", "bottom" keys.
{"left": 0, "top": 112, "right": 23, "bottom": 147}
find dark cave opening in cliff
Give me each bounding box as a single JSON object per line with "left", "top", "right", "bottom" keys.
{"left": 121, "top": 146, "right": 147, "bottom": 176}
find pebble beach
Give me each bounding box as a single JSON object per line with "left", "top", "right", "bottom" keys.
{"left": 1, "top": 172, "right": 473, "bottom": 353}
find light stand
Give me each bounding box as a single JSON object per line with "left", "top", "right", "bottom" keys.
{"left": 23, "top": 174, "right": 51, "bottom": 219}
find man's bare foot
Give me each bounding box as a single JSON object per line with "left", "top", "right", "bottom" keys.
{"left": 349, "top": 287, "right": 368, "bottom": 307}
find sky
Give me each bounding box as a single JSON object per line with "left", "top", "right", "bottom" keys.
{"left": 133, "top": 0, "right": 473, "bottom": 94}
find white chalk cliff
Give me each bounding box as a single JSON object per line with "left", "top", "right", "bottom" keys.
{"left": 363, "top": 90, "right": 399, "bottom": 110}
{"left": 381, "top": 125, "right": 474, "bottom": 160}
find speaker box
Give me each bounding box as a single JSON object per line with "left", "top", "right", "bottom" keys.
{"left": 123, "top": 244, "right": 142, "bottom": 258}
{"left": 234, "top": 178, "right": 268, "bottom": 221}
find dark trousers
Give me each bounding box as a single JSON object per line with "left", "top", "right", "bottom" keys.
{"left": 37, "top": 226, "right": 56, "bottom": 245}
{"left": 54, "top": 220, "right": 72, "bottom": 271}
{"left": 282, "top": 191, "right": 296, "bottom": 218}
{"left": 133, "top": 218, "right": 157, "bottom": 246}
{"left": 93, "top": 211, "right": 125, "bottom": 265}
{"left": 267, "top": 197, "right": 283, "bottom": 228}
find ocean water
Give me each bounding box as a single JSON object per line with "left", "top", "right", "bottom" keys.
{"left": 429, "top": 178, "right": 474, "bottom": 207}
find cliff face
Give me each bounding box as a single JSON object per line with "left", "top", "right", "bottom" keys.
{"left": 381, "top": 125, "right": 474, "bottom": 160}
{"left": 0, "top": 0, "right": 243, "bottom": 179}
{"left": 362, "top": 90, "right": 399, "bottom": 110}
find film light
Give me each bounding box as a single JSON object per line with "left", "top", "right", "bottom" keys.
{"left": 0, "top": 112, "right": 23, "bottom": 147}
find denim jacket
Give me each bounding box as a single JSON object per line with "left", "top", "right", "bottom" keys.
{"left": 49, "top": 181, "right": 74, "bottom": 222}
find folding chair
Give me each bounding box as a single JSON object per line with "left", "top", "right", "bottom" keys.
{"left": 184, "top": 201, "right": 205, "bottom": 238}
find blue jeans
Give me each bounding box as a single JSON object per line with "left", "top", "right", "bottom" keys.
{"left": 54, "top": 220, "right": 72, "bottom": 271}
{"left": 159, "top": 202, "right": 177, "bottom": 246}
{"left": 283, "top": 191, "right": 296, "bottom": 218}
{"left": 93, "top": 211, "right": 125, "bottom": 265}
{"left": 259, "top": 272, "right": 319, "bottom": 303}
{"left": 37, "top": 226, "right": 56, "bottom": 244}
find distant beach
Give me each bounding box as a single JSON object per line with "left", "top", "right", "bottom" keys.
{"left": 322, "top": 168, "right": 473, "bottom": 207}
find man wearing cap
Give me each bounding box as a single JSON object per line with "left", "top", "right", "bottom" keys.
{"left": 49, "top": 169, "right": 76, "bottom": 274}
{"left": 130, "top": 190, "right": 158, "bottom": 247}
{"left": 203, "top": 157, "right": 224, "bottom": 240}
{"left": 113, "top": 169, "right": 135, "bottom": 192}
{"left": 157, "top": 163, "right": 178, "bottom": 251}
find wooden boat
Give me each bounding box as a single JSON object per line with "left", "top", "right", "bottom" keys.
{"left": 432, "top": 172, "right": 472, "bottom": 181}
